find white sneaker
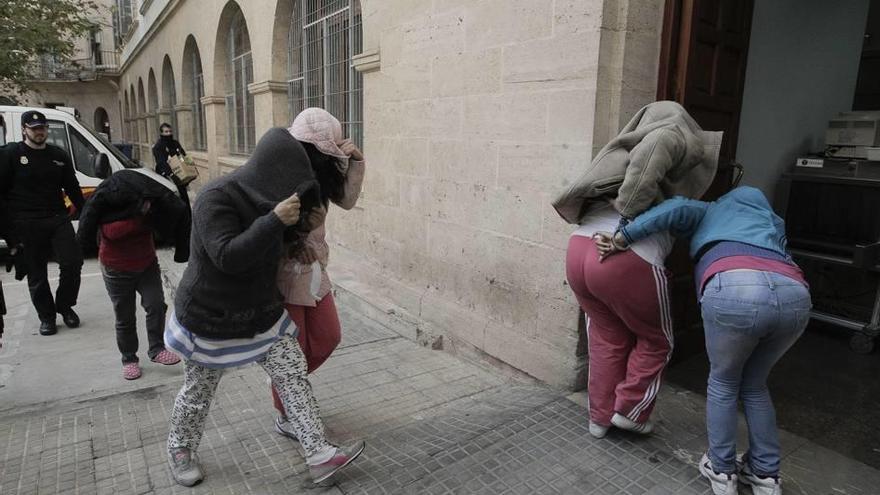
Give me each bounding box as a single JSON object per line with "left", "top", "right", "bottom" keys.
{"left": 740, "top": 458, "right": 782, "bottom": 495}
{"left": 274, "top": 416, "right": 299, "bottom": 442}
{"left": 611, "top": 412, "right": 654, "bottom": 434}
{"left": 589, "top": 422, "right": 609, "bottom": 439}
{"left": 699, "top": 453, "right": 738, "bottom": 495}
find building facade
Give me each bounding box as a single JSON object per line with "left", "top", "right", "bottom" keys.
{"left": 18, "top": 0, "right": 122, "bottom": 141}
{"left": 33, "top": 0, "right": 668, "bottom": 389}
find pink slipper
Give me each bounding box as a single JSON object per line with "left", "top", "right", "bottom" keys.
{"left": 123, "top": 362, "right": 142, "bottom": 380}
{"left": 151, "top": 349, "right": 181, "bottom": 365}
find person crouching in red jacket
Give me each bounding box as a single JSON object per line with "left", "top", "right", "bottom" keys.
{"left": 99, "top": 200, "right": 180, "bottom": 379}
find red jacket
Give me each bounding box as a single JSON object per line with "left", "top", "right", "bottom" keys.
{"left": 99, "top": 217, "right": 156, "bottom": 272}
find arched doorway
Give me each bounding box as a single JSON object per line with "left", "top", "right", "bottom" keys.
{"left": 94, "top": 106, "right": 110, "bottom": 141}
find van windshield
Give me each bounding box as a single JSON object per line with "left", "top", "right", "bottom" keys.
{"left": 77, "top": 121, "right": 140, "bottom": 169}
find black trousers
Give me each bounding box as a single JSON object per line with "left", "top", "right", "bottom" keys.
{"left": 102, "top": 261, "right": 167, "bottom": 364}
{"left": 1, "top": 282, "right": 5, "bottom": 337}
{"left": 14, "top": 214, "right": 83, "bottom": 323}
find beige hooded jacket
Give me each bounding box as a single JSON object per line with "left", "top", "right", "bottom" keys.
{"left": 552, "top": 101, "right": 723, "bottom": 223}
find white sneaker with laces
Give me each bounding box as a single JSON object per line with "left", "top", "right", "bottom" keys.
{"left": 274, "top": 416, "right": 300, "bottom": 442}
{"left": 739, "top": 457, "right": 782, "bottom": 495}
{"left": 699, "top": 453, "right": 738, "bottom": 495}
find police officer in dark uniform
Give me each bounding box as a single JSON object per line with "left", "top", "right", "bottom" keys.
{"left": 0, "top": 110, "right": 85, "bottom": 335}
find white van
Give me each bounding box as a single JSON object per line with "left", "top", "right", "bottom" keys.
{"left": 0, "top": 105, "right": 177, "bottom": 198}
{"left": 0, "top": 106, "right": 178, "bottom": 253}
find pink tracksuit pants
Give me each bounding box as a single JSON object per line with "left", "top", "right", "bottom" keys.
{"left": 565, "top": 235, "right": 673, "bottom": 426}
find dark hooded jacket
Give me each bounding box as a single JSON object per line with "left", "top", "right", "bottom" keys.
{"left": 77, "top": 170, "right": 191, "bottom": 262}
{"left": 174, "top": 128, "right": 320, "bottom": 339}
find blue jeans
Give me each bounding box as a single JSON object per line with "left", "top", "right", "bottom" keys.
{"left": 700, "top": 270, "right": 811, "bottom": 476}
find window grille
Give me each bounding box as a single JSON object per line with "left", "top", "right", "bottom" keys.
{"left": 288, "top": 0, "right": 363, "bottom": 148}
{"left": 189, "top": 43, "right": 207, "bottom": 150}
{"left": 226, "top": 13, "right": 255, "bottom": 154}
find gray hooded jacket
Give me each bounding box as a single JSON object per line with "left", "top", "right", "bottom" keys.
{"left": 174, "top": 128, "right": 318, "bottom": 339}
{"left": 552, "top": 101, "right": 723, "bottom": 223}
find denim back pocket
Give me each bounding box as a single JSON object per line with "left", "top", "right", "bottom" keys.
{"left": 712, "top": 306, "right": 758, "bottom": 330}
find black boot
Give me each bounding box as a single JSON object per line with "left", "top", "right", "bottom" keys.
{"left": 59, "top": 308, "right": 80, "bottom": 328}
{"left": 39, "top": 320, "right": 58, "bottom": 336}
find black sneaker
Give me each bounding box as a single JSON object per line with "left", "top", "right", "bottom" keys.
{"left": 59, "top": 309, "right": 80, "bottom": 328}
{"left": 39, "top": 320, "right": 58, "bottom": 336}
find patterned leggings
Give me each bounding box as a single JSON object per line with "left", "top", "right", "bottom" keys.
{"left": 167, "top": 334, "right": 332, "bottom": 458}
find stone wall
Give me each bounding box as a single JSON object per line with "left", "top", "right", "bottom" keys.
{"left": 326, "top": 1, "right": 597, "bottom": 388}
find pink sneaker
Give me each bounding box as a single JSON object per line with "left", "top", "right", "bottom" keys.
{"left": 309, "top": 441, "right": 365, "bottom": 483}
{"left": 123, "top": 362, "right": 142, "bottom": 380}
{"left": 151, "top": 349, "right": 181, "bottom": 365}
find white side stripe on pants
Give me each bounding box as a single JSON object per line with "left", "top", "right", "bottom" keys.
{"left": 626, "top": 266, "right": 675, "bottom": 421}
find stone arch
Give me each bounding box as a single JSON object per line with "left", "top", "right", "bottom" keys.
{"left": 147, "top": 68, "right": 160, "bottom": 139}
{"left": 129, "top": 83, "right": 138, "bottom": 143}
{"left": 213, "top": 1, "right": 255, "bottom": 153}
{"left": 269, "top": 0, "right": 296, "bottom": 83}
{"left": 161, "top": 55, "right": 178, "bottom": 132}
{"left": 182, "top": 34, "right": 207, "bottom": 150}
{"left": 93, "top": 107, "right": 110, "bottom": 138}
{"left": 136, "top": 78, "right": 146, "bottom": 115}
{"left": 123, "top": 89, "right": 131, "bottom": 140}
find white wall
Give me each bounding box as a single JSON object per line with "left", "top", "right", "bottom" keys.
{"left": 736, "top": 0, "right": 870, "bottom": 199}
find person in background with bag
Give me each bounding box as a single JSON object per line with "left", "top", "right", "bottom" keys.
{"left": 152, "top": 123, "right": 191, "bottom": 204}
{"left": 271, "top": 108, "right": 366, "bottom": 441}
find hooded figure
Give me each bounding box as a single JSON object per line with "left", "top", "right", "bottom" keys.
{"left": 553, "top": 100, "right": 723, "bottom": 223}
{"left": 557, "top": 102, "right": 722, "bottom": 440}
{"left": 163, "top": 128, "right": 364, "bottom": 489}
{"left": 173, "top": 128, "right": 319, "bottom": 339}
{"left": 77, "top": 170, "right": 191, "bottom": 262}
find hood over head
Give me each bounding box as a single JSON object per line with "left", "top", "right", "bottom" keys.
{"left": 227, "top": 127, "right": 321, "bottom": 215}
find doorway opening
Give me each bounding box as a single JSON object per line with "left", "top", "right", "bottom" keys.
{"left": 659, "top": 0, "right": 880, "bottom": 470}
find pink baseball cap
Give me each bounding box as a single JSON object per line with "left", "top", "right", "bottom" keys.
{"left": 287, "top": 108, "right": 350, "bottom": 173}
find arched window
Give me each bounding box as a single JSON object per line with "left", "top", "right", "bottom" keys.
{"left": 226, "top": 10, "right": 255, "bottom": 154}
{"left": 137, "top": 79, "right": 146, "bottom": 143}
{"left": 123, "top": 90, "right": 131, "bottom": 140}
{"left": 94, "top": 107, "right": 110, "bottom": 140}
{"left": 288, "top": 0, "right": 363, "bottom": 147}
{"left": 183, "top": 36, "right": 207, "bottom": 150}
{"left": 148, "top": 69, "right": 160, "bottom": 141}
{"left": 162, "top": 56, "right": 178, "bottom": 134}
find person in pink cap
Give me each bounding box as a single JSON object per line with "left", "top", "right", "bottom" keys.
{"left": 271, "top": 108, "right": 366, "bottom": 440}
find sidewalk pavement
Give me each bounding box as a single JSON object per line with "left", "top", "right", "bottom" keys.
{"left": 0, "top": 253, "right": 878, "bottom": 494}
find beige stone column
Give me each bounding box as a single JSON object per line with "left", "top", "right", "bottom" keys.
{"left": 136, "top": 115, "right": 148, "bottom": 163}
{"left": 157, "top": 107, "right": 172, "bottom": 129}
{"left": 248, "top": 80, "right": 289, "bottom": 136}
{"left": 201, "top": 95, "right": 227, "bottom": 176}
{"left": 122, "top": 118, "right": 132, "bottom": 142}
{"left": 145, "top": 112, "right": 158, "bottom": 142}
{"left": 173, "top": 103, "right": 194, "bottom": 150}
